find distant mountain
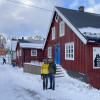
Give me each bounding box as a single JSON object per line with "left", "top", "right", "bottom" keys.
{"left": 27, "top": 35, "right": 45, "bottom": 40}
{"left": 11, "top": 35, "right": 45, "bottom": 40}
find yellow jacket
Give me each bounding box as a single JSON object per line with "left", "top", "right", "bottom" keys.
{"left": 41, "top": 63, "right": 49, "bottom": 74}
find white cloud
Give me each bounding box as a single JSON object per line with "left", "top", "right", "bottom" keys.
{"left": 88, "top": 0, "right": 95, "bottom": 6}
{"left": 86, "top": 1, "right": 100, "bottom": 14}
{"left": 69, "top": 0, "right": 78, "bottom": 9}
{"left": 0, "top": 0, "right": 65, "bottom": 37}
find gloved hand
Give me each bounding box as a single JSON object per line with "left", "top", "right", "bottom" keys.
{"left": 41, "top": 74, "right": 43, "bottom": 80}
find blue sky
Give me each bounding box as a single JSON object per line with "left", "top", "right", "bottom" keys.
{"left": 0, "top": 0, "right": 100, "bottom": 38}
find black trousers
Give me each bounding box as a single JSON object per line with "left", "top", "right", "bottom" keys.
{"left": 43, "top": 74, "right": 48, "bottom": 89}
{"left": 2, "top": 61, "right": 6, "bottom": 65}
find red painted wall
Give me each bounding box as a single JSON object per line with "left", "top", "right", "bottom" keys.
{"left": 44, "top": 12, "right": 100, "bottom": 89}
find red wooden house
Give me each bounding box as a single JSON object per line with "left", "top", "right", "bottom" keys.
{"left": 16, "top": 39, "right": 44, "bottom": 67}
{"left": 43, "top": 6, "right": 100, "bottom": 89}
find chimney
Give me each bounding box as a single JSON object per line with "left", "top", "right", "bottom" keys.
{"left": 22, "top": 37, "right": 24, "bottom": 39}
{"left": 79, "top": 6, "right": 84, "bottom": 12}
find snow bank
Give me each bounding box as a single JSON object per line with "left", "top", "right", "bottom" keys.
{"left": 0, "top": 64, "right": 100, "bottom": 100}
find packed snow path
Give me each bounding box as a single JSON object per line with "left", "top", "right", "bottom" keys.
{"left": 0, "top": 64, "right": 100, "bottom": 100}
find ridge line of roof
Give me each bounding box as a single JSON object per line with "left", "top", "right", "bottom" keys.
{"left": 55, "top": 6, "right": 100, "bottom": 16}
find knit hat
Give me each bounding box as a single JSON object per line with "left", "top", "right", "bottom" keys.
{"left": 44, "top": 59, "right": 48, "bottom": 63}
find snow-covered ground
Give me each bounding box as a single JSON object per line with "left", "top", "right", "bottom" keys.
{"left": 0, "top": 63, "right": 100, "bottom": 100}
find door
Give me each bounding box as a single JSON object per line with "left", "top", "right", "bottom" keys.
{"left": 54, "top": 45, "right": 61, "bottom": 65}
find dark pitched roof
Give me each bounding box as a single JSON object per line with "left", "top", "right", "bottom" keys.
{"left": 18, "top": 39, "right": 44, "bottom": 44}
{"left": 56, "top": 7, "right": 100, "bottom": 43}
{"left": 56, "top": 7, "right": 100, "bottom": 28}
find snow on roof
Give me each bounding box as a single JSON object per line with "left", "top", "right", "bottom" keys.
{"left": 20, "top": 43, "right": 43, "bottom": 49}
{"left": 79, "top": 27, "right": 100, "bottom": 38}
{"left": 79, "top": 27, "right": 100, "bottom": 35}
{"left": 79, "top": 27, "right": 100, "bottom": 43}
{"left": 12, "top": 41, "right": 17, "bottom": 51}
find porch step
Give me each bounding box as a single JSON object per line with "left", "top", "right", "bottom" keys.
{"left": 56, "top": 70, "right": 62, "bottom": 72}
{"left": 56, "top": 73, "right": 64, "bottom": 75}
{"left": 55, "top": 66, "right": 66, "bottom": 78}
{"left": 55, "top": 76, "right": 65, "bottom": 78}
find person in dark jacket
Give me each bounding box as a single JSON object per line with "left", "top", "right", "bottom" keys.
{"left": 2, "top": 58, "right": 6, "bottom": 65}
{"left": 48, "top": 58, "right": 56, "bottom": 90}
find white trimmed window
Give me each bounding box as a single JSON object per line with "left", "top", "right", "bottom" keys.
{"left": 93, "top": 47, "right": 100, "bottom": 69}
{"left": 52, "top": 27, "right": 55, "bottom": 40}
{"left": 65, "top": 42, "right": 74, "bottom": 60}
{"left": 31, "top": 49, "right": 37, "bottom": 56}
{"left": 55, "top": 13, "right": 59, "bottom": 22}
{"left": 17, "top": 50, "right": 19, "bottom": 58}
{"left": 48, "top": 47, "right": 52, "bottom": 58}
{"left": 20, "top": 49, "right": 21, "bottom": 56}
{"left": 59, "top": 20, "right": 65, "bottom": 37}
{"left": 17, "top": 50, "right": 18, "bottom": 57}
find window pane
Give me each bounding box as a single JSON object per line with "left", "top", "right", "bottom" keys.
{"left": 69, "top": 45, "right": 70, "bottom": 53}
{"left": 71, "top": 54, "right": 73, "bottom": 58}
{"left": 71, "top": 49, "right": 73, "bottom": 53}
{"left": 66, "top": 49, "right": 68, "bottom": 53}
{"left": 71, "top": 44, "right": 73, "bottom": 48}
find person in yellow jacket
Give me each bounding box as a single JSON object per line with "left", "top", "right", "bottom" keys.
{"left": 41, "top": 59, "right": 49, "bottom": 90}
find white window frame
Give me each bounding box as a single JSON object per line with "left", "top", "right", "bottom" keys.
{"left": 17, "top": 50, "right": 18, "bottom": 57}
{"left": 55, "top": 13, "right": 59, "bottom": 22}
{"left": 52, "top": 27, "right": 55, "bottom": 40}
{"left": 20, "top": 49, "right": 21, "bottom": 56}
{"left": 93, "top": 47, "right": 100, "bottom": 69}
{"left": 59, "top": 20, "right": 65, "bottom": 37}
{"left": 48, "top": 47, "right": 52, "bottom": 58}
{"left": 17, "top": 50, "right": 19, "bottom": 58}
{"left": 31, "top": 49, "right": 37, "bottom": 56}
{"left": 65, "top": 42, "right": 74, "bottom": 60}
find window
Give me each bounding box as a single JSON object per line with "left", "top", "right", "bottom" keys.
{"left": 17, "top": 50, "right": 18, "bottom": 57}
{"left": 31, "top": 49, "right": 37, "bottom": 56}
{"left": 20, "top": 49, "right": 21, "bottom": 56}
{"left": 17, "top": 50, "right": 19, "bottom": 58}
{"left": 52, "top": 27, "right": 55, "bottom": 40}
{"left": 65, "top": 42, "right": 74, "bottom": 60}
{"left": 55, "top": 13, "right": 59, "bottom": 22}
{"left": 48, "top": 47, "right": 52, "bottom": 58}
{"left": 93, "top": 47, "right": 100, "bottom": 69}
{"left": 59, "top": 21, "right": 65, "bottom": 37}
